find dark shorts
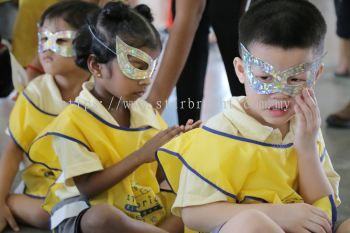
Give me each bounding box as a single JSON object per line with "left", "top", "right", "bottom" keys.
{"left": 51, "top": 196, "right": 90, "bottom": 233}
{"left": 53, "top": 209, "right": 89, "bottom": 233}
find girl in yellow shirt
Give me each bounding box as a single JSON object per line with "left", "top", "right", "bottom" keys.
{"left": 29, "top": 2, "right": 199, "bottom": 233}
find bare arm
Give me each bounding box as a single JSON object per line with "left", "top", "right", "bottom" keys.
{"left": 74, "top": 150, "right": 145, "bottom": 198}
{"left": 0, "top": 139, "right": 22, "bottom": 232}
{"left": 158, "top": 215, "right": 184, "bottom": 233}
{"left": 294, "top": 89, "right": 332, "bottom": 204}
{"left": 74, "top": 126, "right": 184, "bottom": 198}
{"left": 0, "top": 139, "right": 23, "bottom": 204}
{"left": 147, "top": 0, "right": 206, "bottom": 112}
{"left": 296, "top": 146, "right": 332, "bottom": 204}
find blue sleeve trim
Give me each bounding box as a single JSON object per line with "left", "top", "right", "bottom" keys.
{"left": 320, "top": 148, "right": 327, "bottom": 162}
{"left": 8, "top": 128, "right": 28, "bottom": 155}
{"left": 156, "top": 148, "right": 269, "bottom": 204}
{"left": 28, "top": 132, "right": 92, "bottom": 171}
{"left": 202, "top": 126, "right": 293, "bottom": 148}
{"left": 329, "top": 195, "right": 337, "bottom": 231}
{"left": 72, "top": 102, "right": 152, "bottom": 131}
{"left": 22, "top": 91, "right": 58, "bottom": 117}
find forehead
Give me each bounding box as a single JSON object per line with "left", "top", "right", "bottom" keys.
{"left": 41, "top": 17, "right": 75, "bottom": 33}
{"left": 246, "top": 42, "right": 314, "bottom": 71}
{"left": 127, "top": 46, "right": 160, "bottom": 61}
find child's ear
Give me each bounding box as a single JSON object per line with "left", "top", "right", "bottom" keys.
{"left": 315, "top": 63, "right": 324, "bottom": 82}
{"left": 233, "top": 57, "right": 246, "bottom": 84}
{"left": 87, "top": 55, "right": 102, "bottom": 78}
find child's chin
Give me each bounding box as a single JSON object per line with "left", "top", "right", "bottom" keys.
{"left": 264, "top": 115, "right": 291, "bottom": 127}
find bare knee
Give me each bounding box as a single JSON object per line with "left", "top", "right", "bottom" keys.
{"left": 219, "top": 210, "right": 283, "bottom": 233}
{"left": 337, "top": 218, "right": 350, "bottom": 233}
{"left": 7, "top": 194, "right": 49, "bottom": 229}
{"left": 31, "top": 205, "right": 50, "bottom": 228}
{"left": 80, "top": 204, "right": 127, "bottom": 233}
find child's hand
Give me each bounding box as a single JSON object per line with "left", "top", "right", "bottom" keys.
{"left": 0, "top": 203, "right": 19, "bottom": 232}
{"left": 276, "top": 203, "right": 331, "bottom": 233}
{"left": 294, "top": 88, "right": 321, "bottom": 154}
{"left": 182, "top": 119, "right": 201, "bottom": 133}
{"left": 140, "top": 126, "right": 184, "bottom": 163}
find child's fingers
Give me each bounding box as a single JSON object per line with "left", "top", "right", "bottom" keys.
{"left": 184, "top": 119, "right": 194, "bottom": 131}
{"left": 304, "top": 89, "right": 317, "bottom": 109}
{"left": 160, "top": 126, "right": 184, "bottom": 144}
{"left": 184, "top": 120, "right": 202, "bottom": 132}
{"left": 5, "top": 211, "right": 19, "bottom": 232}
{"left": 303, "top": 89, "right": 317, "bottom": 124}
{"left": 294, "top": 103, "right": 306, "bottom": 129}
{"left": 308, "top": 88, "right": 317, "bottom": 103}
{"left": 310, "top": 214, "right": 332, "bottom": 233}
{"left": 186, "top": 119, "right": 194, "bottom": 125}
{"left": 311, "top": 207, "right": 332, "bottom": 226}
{"left": 191, "top": 120, "right": 202, "bottom": 128}
{"left": 308, "top": 89, "right": 321, "bottom": 121}
{"left": 0, "top": 219, "right": 7, "bottom": 233}
{"left": 295, "top": 95, "right": 309, "bottom": 126}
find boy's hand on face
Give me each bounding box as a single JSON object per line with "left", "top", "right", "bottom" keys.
{"left": 276, "top": 203, "right": 331, "bottom": 233}
{"left": 294, "top": 88, "right": 321, "bottom": 154}
{"left": 139, "top": 126, "right": 184, "bottom": 163}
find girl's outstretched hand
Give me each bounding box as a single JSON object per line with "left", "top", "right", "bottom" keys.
{"left": 140, "top": 126, "right": 184, "bottom": 163}
{"left": 183, "top": 119, "right": 202, "bottom": 132}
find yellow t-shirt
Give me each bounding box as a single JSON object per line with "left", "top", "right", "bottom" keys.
{"left": 9, "top": 74, "right": 92, "bottom": 197}
{"left": 35, "top": 82, "right": 174, "bottom": 229}
{"left": 9, "top": 74, "right": 67, "bottom": 154}
{"left": 157, "top": 96, "right": 340, "bottom": 229}
{"left": 12, "top": 0, "right": 59, "bottom": 66}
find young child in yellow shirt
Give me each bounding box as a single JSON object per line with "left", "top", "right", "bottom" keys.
{"left": 157, "top": 0, "right": 342, "bottom": 232}
{"left": 0, "top": 2, "right": 99, "bottom": 231}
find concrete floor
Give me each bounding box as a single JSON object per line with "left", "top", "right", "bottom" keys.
{"left": 0, "top": 0, "right": 349, "bottom": 232}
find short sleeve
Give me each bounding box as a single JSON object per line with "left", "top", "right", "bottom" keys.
{"left": 172, "top": 166, "right": 227, "bottom": 217}
{"left": 53, "top": 136, "right": 103, "bottom": 186}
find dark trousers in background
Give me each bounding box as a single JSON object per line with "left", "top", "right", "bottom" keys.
{"left": 173, "top": 0, "right": 246, "bottom": 124}
{"left": 335, "top": 0, "right": 350, "bottom": 38}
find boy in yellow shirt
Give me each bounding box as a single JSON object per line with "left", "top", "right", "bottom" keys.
{"left": 157, "top": 0, "right": 342, "bottom": 232}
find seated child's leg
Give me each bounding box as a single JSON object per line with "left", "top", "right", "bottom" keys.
{"left": 158, "top": 215, "right": 184, "bottom": 233}
{"left": 217, "top": 210, "right": 284, "bottom": 233}
{"left": 79, "top": 204, "right": 169, "bottom": 233}
{"left": 7, "top": 194, "right": 49, "bottom": 229}
{"left": 336, "top": 218, "right": 350, "bottom": 233}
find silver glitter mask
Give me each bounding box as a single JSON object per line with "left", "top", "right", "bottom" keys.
{"left": 88, "top": 25, "right": 158, "bottom": 80}
{"left": 38, "top": 30, "right": 76, "bottom": 57}
{"left": 240, "top": 43, "right": 324, "bottom": 96}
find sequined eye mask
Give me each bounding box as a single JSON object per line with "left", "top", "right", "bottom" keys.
{"left": 38, "top": 30, "right": 76, "bottom": 57}
{"left": 88, "top": 25, "right": 158, "bottom": 80}
{"left": 240, "top": 43, "right": 324, "bottom": 96}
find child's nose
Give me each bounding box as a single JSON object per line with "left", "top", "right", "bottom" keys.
{"left": 138, "top": 78, "right": 151, "bottom": 86}
{"left": 270, "top": 92, "right": 290, "bottom": 99}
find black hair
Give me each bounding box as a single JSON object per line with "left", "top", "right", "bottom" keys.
{"left": 74, "top": 1, "right": 161, "bottom": 70}
{"left": 39, "top": 1, "right": 100, "bottom": 30}
{"left": 239, "top": 0, "right": 327, "bottom": 55}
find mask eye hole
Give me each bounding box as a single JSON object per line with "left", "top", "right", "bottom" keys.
{"left": 256, "top": 76, "right": 273, "bottom": 83}
{"left": 250, "top": 65, "right": 273, "bottom": 83}
{"left": 287, "top": 74, "right": 307, "bottom": 85}
{"left": 40, "top": 36, "right": 48, "bottom": 43}
{"left": 55, "top": 38, "right": 71, "bottom": 45}
{"left": 127, "top": 55, "right": 149, "bottom": 70}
